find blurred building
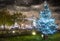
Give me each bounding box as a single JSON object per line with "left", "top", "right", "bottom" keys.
{"left": 0, "top": 1, "right": 60, "bottom": 29}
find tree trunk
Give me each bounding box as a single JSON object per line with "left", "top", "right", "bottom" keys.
{"left": 42, "top": 34, "right": 48, "bottom": 40}
{"left": 3, "top": 24, "right": 5, "bottom": 31}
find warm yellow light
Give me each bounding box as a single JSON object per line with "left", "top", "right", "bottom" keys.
{"left": 41, "top": 34, "right": 44, "bottom": 38}
{"left": 21, "top": 24, "right": 24, "bottom": 26}
{"left": 32, "top": 31, "right": 36, "bottom": 35}
{"left": 12, "top": 31, "right": 15, "bottom": 33}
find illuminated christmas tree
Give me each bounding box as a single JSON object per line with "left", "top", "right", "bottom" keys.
{"left": 36, "top": 1, "right": 58, "bottom": 37}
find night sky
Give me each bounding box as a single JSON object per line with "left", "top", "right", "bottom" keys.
{"left": 0, "top": 0, "right": 60, "bottom": 7}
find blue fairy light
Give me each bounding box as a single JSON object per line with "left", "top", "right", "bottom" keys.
{"left": 36, "top": 1, "right": 58, "bottom": 35}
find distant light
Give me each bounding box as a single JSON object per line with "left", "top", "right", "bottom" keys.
{"left": 41, "top": 34, "right": 44, "bottom": 38}
{"left": 12, "top": 31, "right": 15, "bottom": 33}
{"left": 21, "top": 24, "right": 24, "bottom": 26}
{"left": 1, "top": 25, "right": 4, "bottom": 28}
{"left": 31, "top": 5, "right": 40, "bottom": 9}
{"left": 26, "top": 25, "right": 28, "bottom": 27}
{"left": 34, "top": 5, "right": 40, "bottom": 8}
{"left": 32, "top": 31, "right": 36, "bottom": 35}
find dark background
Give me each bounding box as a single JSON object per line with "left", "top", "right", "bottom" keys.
{"left": 0, "top": 0, "right": 60, "bottom": 7}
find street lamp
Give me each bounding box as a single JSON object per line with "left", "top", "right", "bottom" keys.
{"left": 32, "top": 31, "right": 36, "bottom": 35}
{"left": 12, "top": 31, "right": 15, "bottom": 33}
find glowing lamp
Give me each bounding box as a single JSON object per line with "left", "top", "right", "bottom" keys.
{"left": 32, "top": 31, "right": 36, "bottom": 35}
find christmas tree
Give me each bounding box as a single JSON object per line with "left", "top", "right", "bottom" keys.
{"left": 36, "top": 1, "right": 58, "bottom": 35}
